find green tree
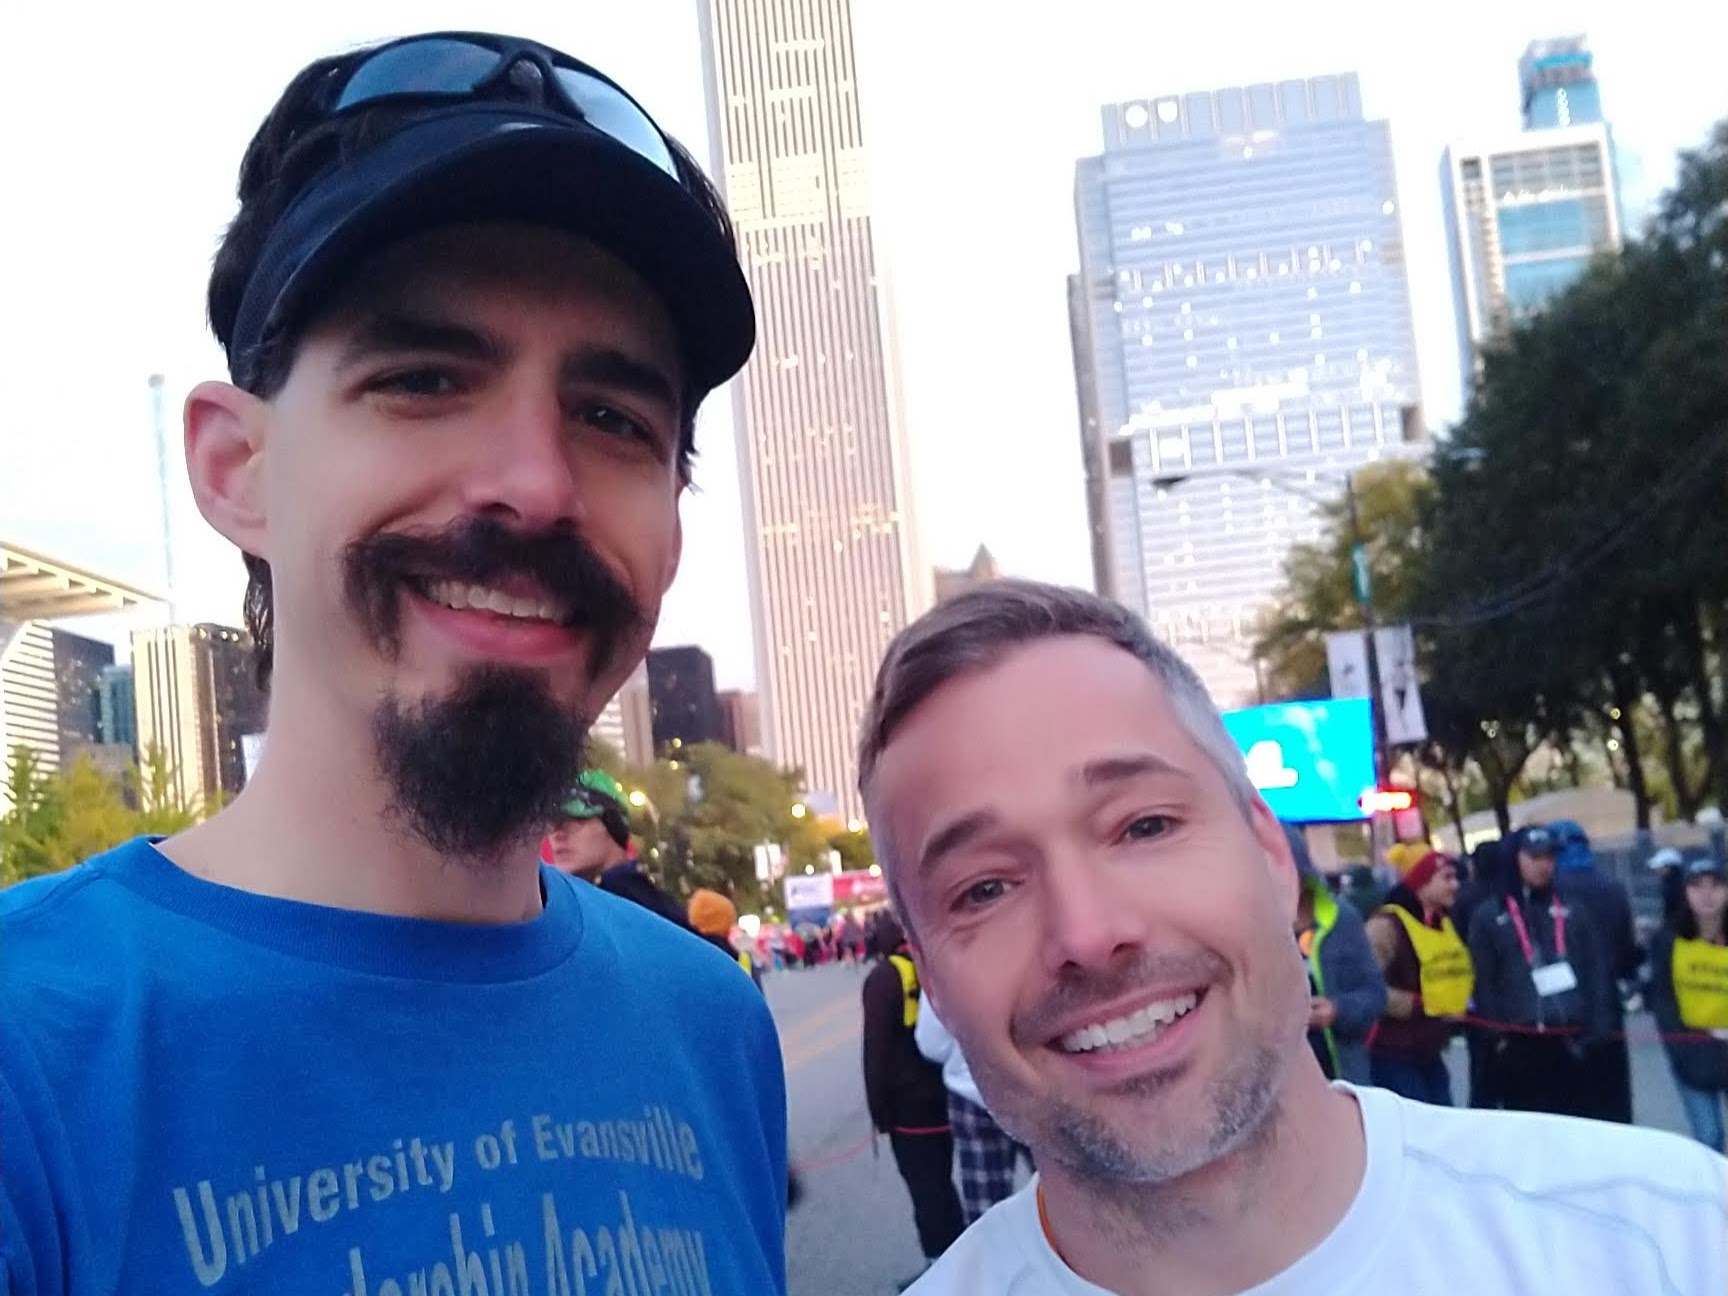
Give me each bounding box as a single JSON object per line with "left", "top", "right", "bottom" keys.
{"left": 826, "top": 826, "right": 876, "bottom": 873}
{"left": 1253, "top": 458, "right": 1433, "bottom": 700}
{"left": 1, "top": 747, "right": 65, "bottom": 886}
{"left": 131, "top": 744, "right": 206, "bottom": 837}
{"left": 47, "top": 755, "right": 137, "bottom": 871}
{"left": 615, "top": 744, "right": 816, "bottom": 909}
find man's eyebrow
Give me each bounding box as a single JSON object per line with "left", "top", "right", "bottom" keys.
{"left": 917, "top": 809, "right": 1002, "bottom": 875}
{"left": 562, "top": 346, "right": 680, "bottom": 413}
{"left": 1078, "top": 753, "right": 1193, "bottom": 789}
{"left": 334, "top": 311, "right": 508, "bottom": 373}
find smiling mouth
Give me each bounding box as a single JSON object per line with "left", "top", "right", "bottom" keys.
{"left": 405, "top": 578, "right": 575, "bottom": 627}
{"left": 1056, "top": 990, "right": 1204, "bottom": 1055}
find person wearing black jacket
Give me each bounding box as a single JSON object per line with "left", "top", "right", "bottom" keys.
{"left": 1554, "top": 821, "right": 1639, "bottom": 1123}
{"left": 862, "top": 910, "right": 965, "bottom": 1283}
{"left": 1456, "top": 838, "right": 1511, "bottom": 1107}
{"left": 1648, "top": 857, "right": 1728, "bottom": 1150}
{"left": 1468, "top": 825, "right": 1617, "bottom": 1117}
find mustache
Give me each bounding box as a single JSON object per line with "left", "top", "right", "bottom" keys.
{"left": 341, "top": 516, "right": 645, "bottom": 673}
{"left": 1011, "top": 950, "right": 1230, "bottom": 1047}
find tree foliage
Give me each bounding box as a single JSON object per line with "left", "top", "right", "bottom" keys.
{"left": 2, "top": 744, "right": 217, "bottom": 887}
{"left": 615, "top": 742, "right": 832, "bottom": 911}
{"left": 1255, "top": 118, "right": 1728, "bottom": 835}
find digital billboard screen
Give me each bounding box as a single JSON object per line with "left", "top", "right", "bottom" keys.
{"left": 1220, "top": 698, "right": 1376, "bottom": 824}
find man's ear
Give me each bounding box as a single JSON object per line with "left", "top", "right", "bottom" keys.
{"left": 1250, "top": 798, "right": 1302, "bottom": 917}
{"left": 184, "top": 380, "right": 269, "bottom": 556}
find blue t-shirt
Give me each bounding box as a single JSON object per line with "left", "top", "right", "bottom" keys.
{"left": 0, "top": 838, "right": 786, "bottom": 1295}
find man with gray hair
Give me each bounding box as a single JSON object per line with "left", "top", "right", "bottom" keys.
{"left": 859, "top": 579, "right": 1727, "bottom": 1295}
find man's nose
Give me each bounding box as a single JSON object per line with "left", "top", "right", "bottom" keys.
{"left": 458, "top": 388, "right": 585, "bottom": 530}
{"left": 1039, "top": 852, "right": 1152, "bottom": 976}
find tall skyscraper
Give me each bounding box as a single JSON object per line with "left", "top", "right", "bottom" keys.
{"left": 98, "top": 664, "right": 136, "bottom": 749}
{"left": 1519, "top": 36, "right": 1603, "bottom": 130}
{"left": 700, "top": 0, "right": 925, "bottom": 821}
{"left": 1, "top": 623, "right": 63, "bottom": 786}
{"left": 1444, "top": 38, "right": 1622, "bottom": 390}
{"left": 647, "top": 646, "right": 727, "bottom": 754}
{"left": 132, "top": 624, "right": 266, "bottom": 809}
{"left": 590, "top": 663, "right": 653, "bottom": 767}
{"left": 1071, "top": 75, "right": 1424, "bottom": 704}
{"left": 718, "top": 689, "right": 763, "bottom": 758}
{"left": 50, "top": 629, "right": 113, "bottom": 756}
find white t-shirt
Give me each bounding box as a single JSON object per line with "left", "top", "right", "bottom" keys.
{"left": 914, "top": 997, "right": 984, "bottom": 1108}
{"left": 908, "top": 1084, "right": 1728, "bottom": 1295}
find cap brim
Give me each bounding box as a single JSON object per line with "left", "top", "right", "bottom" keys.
{"left": 245, "top": 107, "right": 755, "bottom": 396}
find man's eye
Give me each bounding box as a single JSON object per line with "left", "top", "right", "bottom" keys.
{"left": 955, "top": 878, "right": 1009, "bottom": 911}
{"left": 1122, "top": 814, "right": 1175, "bottom": 842}
{"left": 580, "top": 403, "right": 659, "bottom": 449}
{"left": 370, "top": 368, "right": 460, "bottom": 398}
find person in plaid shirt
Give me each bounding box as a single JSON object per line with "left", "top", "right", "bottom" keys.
{"left": 916, "top": 994, "right": 1030, "bottom": 1223}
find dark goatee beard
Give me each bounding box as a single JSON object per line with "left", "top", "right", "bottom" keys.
{"left": 373, "top": 665, "right": 585, "bottom": 861}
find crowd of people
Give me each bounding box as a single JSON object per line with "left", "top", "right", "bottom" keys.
{"left": 3, "top": 25, "right": 1725, "bottom": 1296}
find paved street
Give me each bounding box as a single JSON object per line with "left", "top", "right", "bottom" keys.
{"left": 769, "top": 961, "right": 1693, "bottom": 1296}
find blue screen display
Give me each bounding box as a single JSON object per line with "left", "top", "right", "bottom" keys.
{"left": 1220, "top": 698, "right": 1376, "bottom": 823}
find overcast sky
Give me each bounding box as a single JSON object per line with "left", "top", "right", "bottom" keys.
{"left": 4, "top": 0, "right": 1723, "bottom": 688}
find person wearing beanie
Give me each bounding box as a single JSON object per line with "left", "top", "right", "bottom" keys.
{"left": 1365, "top": 849, "right": 1471, "bottom": 1104}
{"left": 688, "top": 887, "right": 762, "bottom": 989}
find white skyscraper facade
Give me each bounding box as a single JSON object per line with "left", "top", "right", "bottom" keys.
{"left": 1071, "top": 74, "right": 1424, "bottom": 705}
{"left": 700, "top": 0, "right": 925, "bottom": 821}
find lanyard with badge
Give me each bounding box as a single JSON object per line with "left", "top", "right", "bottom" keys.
{"left": 1505, "top": 895, "right": 1577, "bottom": 996}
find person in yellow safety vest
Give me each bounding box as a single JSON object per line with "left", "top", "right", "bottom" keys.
{"left": 687, "top": 889, "right": 763, "bottom": 991}
{"left": 1648, "top": 856, "right": 1728, "bottom": 1151}
{"left": 861, "top": 910, "right": 965, "bottom": 1287}
{"left": 1287, "top": 826, "right": 1387, "bottom": 1086}
{"left": 1365, "top": 849, "right": 1473, "bottom": 1105}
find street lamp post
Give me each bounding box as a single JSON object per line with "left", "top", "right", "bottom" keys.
{"left": 1152, "top": 465, "right": 1392, "bottom": 862}
{"left": 1341, "top": 473, "right": 1390, "bottom": 786}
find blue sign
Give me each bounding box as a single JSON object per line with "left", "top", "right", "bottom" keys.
{"left": 1221, "top": 698, "right": 1376, "bottom": 824}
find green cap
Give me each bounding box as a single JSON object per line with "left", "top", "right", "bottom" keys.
{"left": 560, "top": 768, "right": 629, "bottom": 820}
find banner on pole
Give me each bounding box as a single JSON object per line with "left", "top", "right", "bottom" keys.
{"left": 1325, "top": 631, "right": 1371, "bottom": 700}
{"left": 1374, "top": 625, "right": 1427, "bottom": 745}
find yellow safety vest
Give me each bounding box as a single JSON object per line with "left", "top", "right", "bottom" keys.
{"left": 888, "top": 953, "right": 920, "bottom": 1028}
{"left": 1673, "top": 937, "right": 1728, "bottom": 1030}
{"left": 1386, "top": 906, "right": 1474, "bottom": 1018}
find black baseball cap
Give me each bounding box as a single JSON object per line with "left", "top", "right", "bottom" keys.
{"left": 223, "top": 33, "right": 755, "bottom": 400}
{"left": 1685, "top": 856, "right": 1728, "bottom": 882}
{"left": 1520, "top": 826, "right": 1557, "bottom": 856}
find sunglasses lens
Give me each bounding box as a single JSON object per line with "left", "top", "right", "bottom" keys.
{"left": 335, "top": 39, "right": 500, "bottom": 110}
{"left": 554, "top": 69, "right": 678, "bottom": 178}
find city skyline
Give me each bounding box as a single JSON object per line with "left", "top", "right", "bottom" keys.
{"left": 4, "top": 1, "right": 1724, "bottom": 701}
{"left": 1072, "top": 74, "right": 1424, "bottom": 704}
{"left": 701, "top": 0, "right": 925, "bottom": 819}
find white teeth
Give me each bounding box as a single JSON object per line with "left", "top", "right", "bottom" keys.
{"left": 424, "top": 581, "right": 562, "bottom": 622}
{"left": 1058, "top": 992, "right": 1201, "bottom": 1055}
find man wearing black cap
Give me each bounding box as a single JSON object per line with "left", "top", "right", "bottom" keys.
{"left": 0, "top": 34, "right": 784, "bottom": 1293}
{"left": 1469, "top": 825, "right": 1618, "bottom": 1118}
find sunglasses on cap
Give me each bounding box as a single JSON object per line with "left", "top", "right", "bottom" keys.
{"left": 324, "top": 33, "right": 679, "bottom": 182}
